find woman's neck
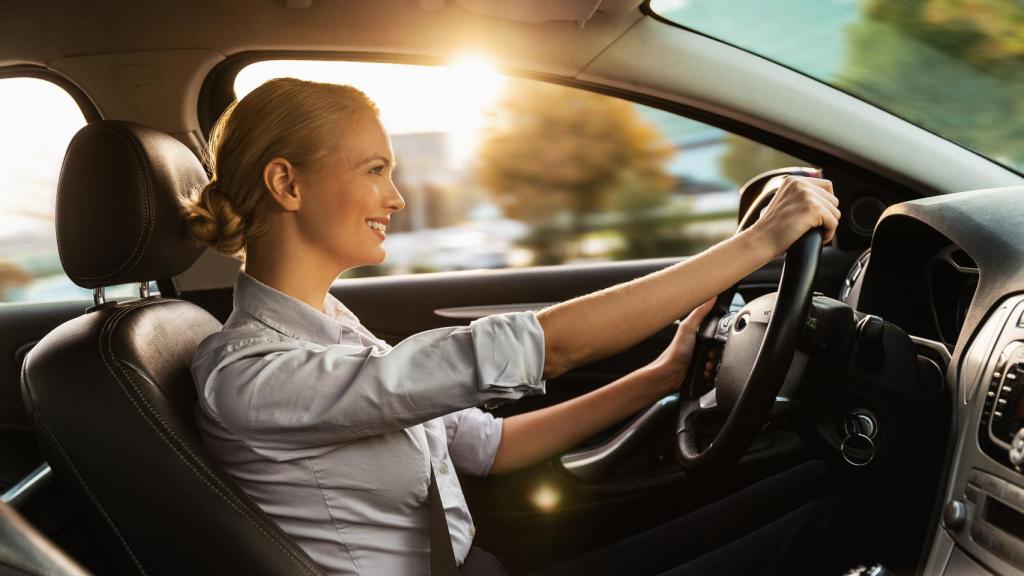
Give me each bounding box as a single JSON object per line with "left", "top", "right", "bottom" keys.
{"left": 243, "top": 240, "right": 342, "bottom": 313}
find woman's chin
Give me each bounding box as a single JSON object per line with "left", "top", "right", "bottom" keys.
{"left": 366, "top": 248, "right": 386, "bottom": 266}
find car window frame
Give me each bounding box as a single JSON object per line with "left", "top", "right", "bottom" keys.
{"left": 199, "top": 51, "right": 910, "bottom": 188}
{"left": 195, "top": 52, "right": 923, "bottom": 273}
{"left": 0, "top": 65, "right": 102, "bottom": 123}
{"left": 0, "top": 66, "right": 163, "bottom": 303}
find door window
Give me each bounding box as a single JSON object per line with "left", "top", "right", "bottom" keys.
{"left": 234, "top": 59, "right": 809, "bottom": 278}
{"left": 0, "top": 77, "right": 156, "bottom": 303}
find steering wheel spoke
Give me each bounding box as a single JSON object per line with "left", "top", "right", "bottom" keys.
{"left": 676, "top": 224, "right": 824, "bottom": 473}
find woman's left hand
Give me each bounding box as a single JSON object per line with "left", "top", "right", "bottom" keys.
{"left": 647, "top": 298, "right": 716, "bottom": 397}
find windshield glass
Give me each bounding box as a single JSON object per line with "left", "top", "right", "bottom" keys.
{"left": 650, "top": 0, "right": 1024, "bottom": 173}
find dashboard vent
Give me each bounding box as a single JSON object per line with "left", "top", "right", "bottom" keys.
{"left": 948, "top": 248, "right": 978, "bottom": 271}
{"left": 927, "top": 245, "right": 979, "bottom": 348}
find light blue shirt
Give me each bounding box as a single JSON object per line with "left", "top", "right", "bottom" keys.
{"left": 191, "top": 271, "right": 547, "bottom": 575}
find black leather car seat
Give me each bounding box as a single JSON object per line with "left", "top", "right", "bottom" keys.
{"left": 20, "top": 121, "right": 324, "bottom": 575}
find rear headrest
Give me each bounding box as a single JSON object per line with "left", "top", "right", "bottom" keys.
{"left": 56, "top": 121, "right": 207, "bottom": 289}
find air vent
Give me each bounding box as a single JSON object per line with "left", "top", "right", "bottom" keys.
{"left": 949, "top": 248, "right": 978, "bottom": 271}
{"left": 927, "top": 245, "right": 979, "bottom": 348}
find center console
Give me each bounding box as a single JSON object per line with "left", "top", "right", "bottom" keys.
{"left": 927, "top": 295, "right": 1024, "bottom": 574}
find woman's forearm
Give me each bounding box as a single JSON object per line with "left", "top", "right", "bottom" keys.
{"left": 489, "top": 365, "right": 669, "bottom": 475}
{"left": 535, "top": 227, "right": 773, "bottom": 379}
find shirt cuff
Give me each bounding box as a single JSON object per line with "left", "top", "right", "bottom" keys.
{"left": 469, "top": 311, "right": 547, "bottom": 408}
{"left": 444, "top": 409, "right": 504, "bottom": 477}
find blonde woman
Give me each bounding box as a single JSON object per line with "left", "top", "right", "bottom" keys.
{"left": 182, "top": 78, "right": 839, "bottom": 576}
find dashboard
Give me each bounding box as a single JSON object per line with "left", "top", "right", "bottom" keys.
{"left": 842, "top": 244, "right": 978, "bottom": 352}
{"left": 846, "top": 185, "right": 1024, "bottom": 575}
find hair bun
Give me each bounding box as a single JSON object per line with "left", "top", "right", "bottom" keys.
{"left": 181, "top": 179, "right": 247, "bottom": 257}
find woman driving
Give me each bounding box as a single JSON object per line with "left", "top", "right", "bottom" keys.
{"left": 181, "top": 77, "right": 839, "bottom": 576}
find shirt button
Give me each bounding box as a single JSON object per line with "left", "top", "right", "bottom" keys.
{"left": 470, "top": 525, "right": 476, "bottom": 537}
{"left": 440, "top": 460, "right": 449, "bottom": 475}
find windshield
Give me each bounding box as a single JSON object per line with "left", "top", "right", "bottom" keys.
{"left": 649, "top": 0, "right": 1024, "bottom": 173}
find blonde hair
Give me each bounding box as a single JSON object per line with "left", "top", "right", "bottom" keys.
{"left": 179, "top": 77, "right": 379, "bottom": 260}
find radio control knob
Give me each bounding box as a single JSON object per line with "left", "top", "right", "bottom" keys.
{"left": 942, "top": 500, "right": 967, "bottom": 531}
{"left": 1010, "top": 428, "right": 1024, "bottom": 466}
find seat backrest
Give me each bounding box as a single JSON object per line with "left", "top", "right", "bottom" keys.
{"left": 20, "top": 121, "right": 324, "bottom": 575}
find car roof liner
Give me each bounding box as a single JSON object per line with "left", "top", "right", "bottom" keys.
{"left": 417, "top": 0, "right": 642, "bottom": 25}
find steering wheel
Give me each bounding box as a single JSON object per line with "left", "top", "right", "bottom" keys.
{"left": 675, "top": 171, "right": 824, "bottom": 474}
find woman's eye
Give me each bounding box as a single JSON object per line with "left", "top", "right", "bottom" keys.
{"left": 369, "top": 165, "right": 385, "bottom": 175}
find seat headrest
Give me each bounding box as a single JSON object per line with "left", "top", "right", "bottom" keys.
{"left": 56, "top": 121, "right": 207, "bottom": 289}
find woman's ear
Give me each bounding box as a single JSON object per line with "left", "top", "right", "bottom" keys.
{"left": 263, "top": 157, "right": 301, "bottom": 211}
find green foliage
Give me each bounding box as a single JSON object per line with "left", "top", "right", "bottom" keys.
{"left": 477, "top": 80, "right": 676, "bottom": 263}
{"left": 718, "top": 134, "right": 808, "bottom": 188}
{"left": 840, "top": 0, "right": 1024, "bottom": 168}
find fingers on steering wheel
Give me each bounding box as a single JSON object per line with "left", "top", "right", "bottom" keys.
{"left": 812, "top": 193, "right": 841, "bottom": 244}
{"left": 802, "top": 176, "right": 836, "bottom": 197}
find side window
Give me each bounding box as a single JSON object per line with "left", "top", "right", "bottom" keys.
{"left": 233, "top": 60, "right": 808, "bottom": 279}
{"left": 0, "top": 77, "right": 156, "bottom": 303}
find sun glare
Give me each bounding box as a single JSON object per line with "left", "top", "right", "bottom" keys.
{"left": 234, "top": 55, "right": 506, "bottom": 165}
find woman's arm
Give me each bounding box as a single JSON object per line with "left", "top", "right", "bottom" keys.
{"left": 535, "top": 176, "right": 839, "bottom": 379}
{"left": 490, "top": 299, "right": 714, "bottom": 475}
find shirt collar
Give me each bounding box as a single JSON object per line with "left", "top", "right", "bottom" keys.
{"left": 233, "top": 270, "right": 351, "bottom": 345}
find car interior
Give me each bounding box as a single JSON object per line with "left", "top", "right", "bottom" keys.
{"left": 2, "top": 1, "right": 1024, "bottom": 575}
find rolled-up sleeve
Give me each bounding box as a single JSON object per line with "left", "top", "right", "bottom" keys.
{"left": 442, "top": 408, "right": 503, "bottom": 477}
{"left": 194, "top": 311, "right": 545, "bottom": 458}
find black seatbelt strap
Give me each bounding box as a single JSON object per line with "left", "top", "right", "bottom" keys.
{"left": 429, "top": 468, "right": 459, "bottom": 575}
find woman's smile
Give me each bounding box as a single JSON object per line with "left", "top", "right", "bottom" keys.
{"left": 366, "top": 218, "right": 388, "bottom": 241}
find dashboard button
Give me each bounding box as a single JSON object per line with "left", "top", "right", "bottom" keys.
{"left": 849, "top": 261, "right": 863, "bottom": 283}
{"left": 943, "top": 500, "right": 967, "bottom": 531}
{"left": 1011, "top": 429, "right": 1024, "bottom": 467}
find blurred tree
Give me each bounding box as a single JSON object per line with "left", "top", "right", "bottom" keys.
{"left": 718, "top": 134, "right": 807, "bottom": 188}
{"left": 839, "top": 0, "right": 1024, "bottom": 167}
{"left": 477, "top": 80, "right": 675, "bottom": 264}
{"left": 0, "top": 260, "right": 31, "bottom": 301}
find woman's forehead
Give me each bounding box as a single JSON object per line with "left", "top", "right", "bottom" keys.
{"left": 341, "top": 112, "right": 392, "bottom": 162}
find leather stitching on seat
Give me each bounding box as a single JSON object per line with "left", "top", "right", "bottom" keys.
{"left": 100, "top": 300, "right": 320, "bottom": 574}
{"left": 20, "top": 359, "right": 148, "bottom": 575}
{"left": 99, "top": 299, "right": 322, "bottom": 575}
{"left": 70, "top": 124, "right": 154, "bottom": 283}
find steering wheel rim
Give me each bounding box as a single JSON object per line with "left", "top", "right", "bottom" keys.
{"left": 676, "top": 175, "right": 824, "bottom": 474}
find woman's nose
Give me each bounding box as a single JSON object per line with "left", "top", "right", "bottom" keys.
{"left": 387, "top": 182, "right": 406, "bottom": 213}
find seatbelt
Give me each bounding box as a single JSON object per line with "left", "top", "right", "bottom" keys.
{"left": 429, "top": 467, "right": 459, "bottom": 575}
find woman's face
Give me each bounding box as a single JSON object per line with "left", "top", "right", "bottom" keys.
{"left": 294, "top": 110, "right": 405, "bottom": 271}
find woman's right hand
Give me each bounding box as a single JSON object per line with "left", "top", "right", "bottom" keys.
{"left": 748, "top": 175, "right": 841, "bottom": 259}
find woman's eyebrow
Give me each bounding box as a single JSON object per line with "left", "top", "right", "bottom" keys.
{"left": 357, "top": 154, "right": 396, "bottom": 168}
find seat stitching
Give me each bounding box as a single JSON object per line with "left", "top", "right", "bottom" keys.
{"left": 102, "top": 300, "right": 322, "bottom": 574}
{"left": 101, "top": 300, "right": 320, "bottom": 574}
{"left": 21, "top": 360, "right": 148, "bottom": 574}
{"left": 99, "top": 299, "right": 322, "bottom": 575}
{"left": 71, "top": 124, "right": 153, "bottom": 282}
